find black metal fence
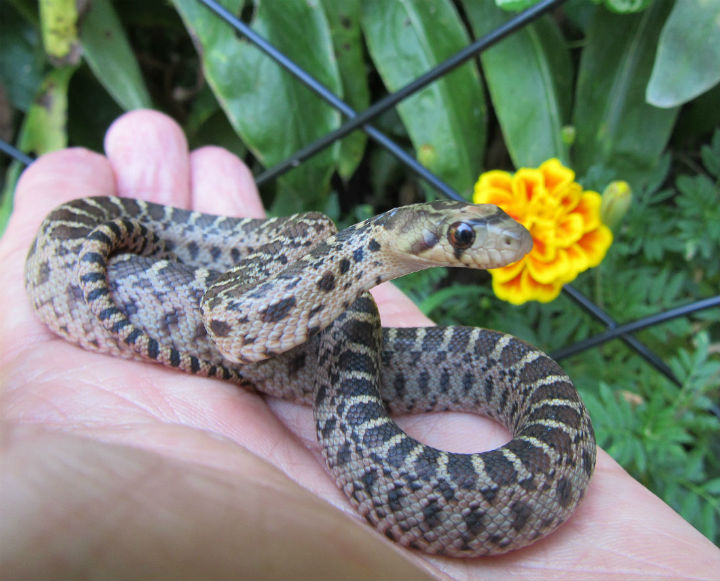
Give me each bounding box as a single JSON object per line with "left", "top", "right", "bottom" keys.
{"left": 2, "top": 0, "right": 719, "bottom": 391}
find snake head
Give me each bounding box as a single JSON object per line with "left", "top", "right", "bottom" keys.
{"left": 387, "top": 201, "right": 532, "bottom": 270}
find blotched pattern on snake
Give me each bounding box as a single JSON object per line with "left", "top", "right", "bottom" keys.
{"left": 25, "top": 196, "right": 596, "bottom": 557}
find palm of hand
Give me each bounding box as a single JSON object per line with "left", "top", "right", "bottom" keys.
{"left": 1, "top": 111, "right": 718, "bottom": 580}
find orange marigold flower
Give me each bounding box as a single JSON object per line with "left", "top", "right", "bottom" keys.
{"left": 473, "top": 158, "right": 613, "bottom": 305}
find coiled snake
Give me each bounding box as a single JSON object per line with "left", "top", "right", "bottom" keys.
{"left": 25, "top": 196, "right": 596, "bottom": 557}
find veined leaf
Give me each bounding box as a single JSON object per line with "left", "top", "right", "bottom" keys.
{"left": 20, "top": 65, "right": 76, "bottom": 155}
{"left": 172, "top": 0, "right": 342, "bottom": 211}
{"left": 38, "top": 0, "right": 82, "bottom": 65}
{"left": 362, "top": 0, "right": 486, "bottom": 198}
{"left": 464, "top": 1, "right": 571, "bottom": 167}
{"left": 573, "top": 0, "right": 678, "bottom": 189}
{"left": 1, "top": 64, "right": 75, "bottom": 234}
{"left": 646, "top": 0, "right": 720, "bottom": 108}
{"left": 320, "top": 0, "right": 369, "bottom": 180}
{"left": 80, "top": 0, "right": 152, "bottom": 111}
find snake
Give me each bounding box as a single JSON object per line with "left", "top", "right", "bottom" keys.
{"left": 24, "top": 195, "right": 596, "bottom": 557}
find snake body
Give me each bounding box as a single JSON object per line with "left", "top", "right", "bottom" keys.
{"left": 25, "top": 196, "right": 596, "bottom": 557}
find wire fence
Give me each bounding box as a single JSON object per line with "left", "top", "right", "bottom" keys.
{"left": 2, "top": 0, "right": 720, "bottom": 391}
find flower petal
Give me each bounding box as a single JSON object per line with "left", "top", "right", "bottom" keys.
{"left": 555, "top": 212, "right": 585, "bottom": 248}
{"left": 492, "top": 268, "right": 563, "bottom": 304}
{"left": 527, "top": 227, "right": 555, "bottom": 261}
{"left": 574, "top": 191, "right": 603, "bottom": 231}
{"left": 563, "top": 244, "right": 590, "bottom": 276}
{"left": 477, "top": 170, "right": 513, "bottom": 191}
{"left": 577, "top": 225, "right": 613, "bottom": 268}
{"left": 514, "top": 168, "right": 545, "bottom": 204}
{"left": 526, "top": 245, "right": 572, "bottom": 284}
{"left": 488, "top": 257, "right": 526, "bottom": 284}
{"left": 473, "top": 171, "right": 523, "bottom": 217}
{"left": 557, "top": 181, "right": 582, "bottom": 215}
{"left": 540, "top": 158, "right": 575, "bottom": 194}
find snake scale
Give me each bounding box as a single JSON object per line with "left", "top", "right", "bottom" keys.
{"left": 25, "top": 195, "right": 596, "bottom": 557}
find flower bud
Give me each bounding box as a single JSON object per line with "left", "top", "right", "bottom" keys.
{"left": 600, "top": 181, "right": 632, "bottom": 229}
{"left": 561, "top": 125, "right": 576, "bottom": 146}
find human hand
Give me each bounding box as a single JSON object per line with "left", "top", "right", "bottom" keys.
{"left": 2, "top": 110, "right": 719, "bottom": 580}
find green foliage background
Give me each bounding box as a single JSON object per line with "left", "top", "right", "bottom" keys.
{"left": 1, "top": 0, "right": 719, "bottom": 546}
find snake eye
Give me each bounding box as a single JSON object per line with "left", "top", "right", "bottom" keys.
{"left": 447, "top": 221, "right": 475, "bottom": 250}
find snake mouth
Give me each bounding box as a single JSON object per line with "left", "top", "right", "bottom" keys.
{"left": 506, "top": 224, "right": 533, "bottom": 257}
{"left": 481, "top": 221, "right": 533, "bottom": 268}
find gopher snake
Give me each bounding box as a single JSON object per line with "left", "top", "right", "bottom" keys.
{"left": 25, "top": 196, "right": 596, "bottom": 557}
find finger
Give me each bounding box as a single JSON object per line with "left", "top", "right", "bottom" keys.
{"left": 372, "top": 282, "right": 434, "bottom": 327}
{"left": 189, "top": 146, "right": 265, "bottom": 218}
{"left": 9, "top": 149, "right": 115, "bottom": 248}
{"left": 0, "top": 425, "right": 429, "bottom": 579}
{"left": 1, "top": 149, "right": 116, "bottom": 354}
{"left": 104, "top": 110, "right": 191, "bottom": 207}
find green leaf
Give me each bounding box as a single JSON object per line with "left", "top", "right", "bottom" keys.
{"left": 38, "top": 0, "right": 82, "bottom": 65}
{"left": 80, "top": 0, "right": 152, "bottom": 111}
{"left": 701, "top": 129, "right": 720, "bottom": 179}
{"left": 172, "top": 0, "right": 342, "bottom": 211}
{"left": 0, "top": 161, "right": 24, "bottom": 236}
{"left": 362, "top": 0, "right": 486, "bottom": 198}
{"left": 1, "top": 64, "right": 75, "bottom": 235}
{"left": 6, "top": 0, "right": 38, "bottom": 23}
{"left": 185, "top": 85, "right": 247, "bottom": 157}
{"left": 646, "top": 0, "right": 720, "bottom": 108}
{"left": 63, "top": 66, "right": 123, "bottom": 152}
{"left": 419, "top": 284, "right": 486, "bottom": 317}
{"left": 706, "top": 478, "right": 720, "bottom": 495}
{"left": 20, "top": 65, "right": 77, "bottom": 155}
{"left": 573, "top": 0, "right": 679, "bottom": 190}
{"left": 602, "top": 0, "right": 652, "bottom": 13}
{"left": 674, "top": 84, "right": 720, "bottom": 143}
{"left": 700, "top": 503, "right": 717, "bottom": 546}
{"left": 495, "top": 0, "right": 537, "bottom": 12}
{"left": 320, "top": 0, "right": 369, "bottom": 180}
{"left": 464, "top": 2, "right": 571, "bottom": 167}
{"left": 190, "top": 112, "right": 248, "bottom": 160}
{"left": 680, "top": 491, "right": 702, "bottom": 525}
{"left": 0, "top": 2, "right": 44, "bottom": 111}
